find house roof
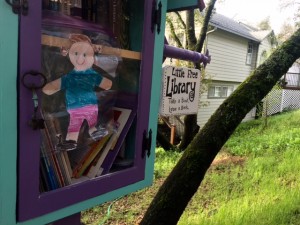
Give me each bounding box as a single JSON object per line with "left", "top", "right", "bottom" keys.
{"left": 250, "top": 30, "right": 273, "bottom": 40}
{"left": 209, "top": 13, "right": 272, "bottom": 42}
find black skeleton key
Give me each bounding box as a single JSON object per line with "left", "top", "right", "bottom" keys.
{"left": 28, "top": 89, "right": 45, "bottom": 130}
{"left": 28, "top": 115, "right": 45, "bottom": 130}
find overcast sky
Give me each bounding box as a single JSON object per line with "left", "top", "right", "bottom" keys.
{"left": 215, "top": 0, "right": 298, "bottom": 34}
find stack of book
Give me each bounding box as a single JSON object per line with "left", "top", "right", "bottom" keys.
{"left": 39, "top": 107, "right": 134, "bottom": 192}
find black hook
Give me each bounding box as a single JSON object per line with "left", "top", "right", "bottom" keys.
{"left": 22, "top": 71, "right": 47, "bottom": 130}
{"left": 5, "top": 0, "right": 28, "bottom": 16}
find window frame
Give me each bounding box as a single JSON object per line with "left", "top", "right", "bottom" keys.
{"left": 246, "top": 42, "right": 253, "bottom": 65}
{"left": 208, "top": 84, "right": 234, "bottom": 99}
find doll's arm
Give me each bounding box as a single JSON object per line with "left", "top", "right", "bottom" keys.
{"left": 99, "top": 78, "right": 112, "bottom": 90}
{"left": 42, "top": 78, "right": 62, "bottom": 95}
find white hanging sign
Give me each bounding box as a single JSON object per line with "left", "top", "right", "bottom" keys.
{"left": 159, "top": 66, "right": 201, "bottom": 116}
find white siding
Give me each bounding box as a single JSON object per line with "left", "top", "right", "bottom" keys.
{"left": 197, "top": 83, "right": 256, "bottom": 128}
{"left": 288, "top": 63, "right": 300, "bottom": 73}
{"left": 197, "top": 82, "right": 241, "bottom": 128}
{"left": 257, "top": 37, "right": 272, "bottom": 65}
{"left": 197, "top": 30, "right": 259, "bottom": 127}
{"left": 243, "top": 108, "right": 256, "bottom": 122}
{"left": 204, "top": 29, "right": 253, "bottom": 83}
{"left": 197, "top": 97, "right": 225, "bottom": 128}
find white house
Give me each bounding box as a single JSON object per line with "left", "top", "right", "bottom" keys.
{"left": 164, "top": 12, "right": 277, "bottom": 135}
{"left": 196, "top": 13, "right": 276, "bottom": 127}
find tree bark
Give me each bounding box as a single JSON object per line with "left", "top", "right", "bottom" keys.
{"left": 156, "top": 129, "right": 175, "bottom": 151}
{"left": 178, "top": 0, "right": 217, "bottom": 150}
{"left": 195, "top": 0, "right": 217, "bottom": 54}
{"left": 140, "top": 28, "right": 300, "bottom": 225}
{"left": 166, "top": 16, "right": 183, "bottom": 48}
{"left": 186, "top": 9, "right": 197, "bottom": 50}
{"left": 177, "top": 114, "right": 199, "bottom": 150}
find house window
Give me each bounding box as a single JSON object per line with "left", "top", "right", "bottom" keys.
{"left": 246, "top": 43, "right": 253, "bottom": 65}
{"left": 208, "top": 85, "right": 234, "bottom": 98}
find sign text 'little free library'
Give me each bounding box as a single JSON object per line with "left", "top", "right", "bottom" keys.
{"left": 159, "top": 66, "right": 201, "bottom": 116}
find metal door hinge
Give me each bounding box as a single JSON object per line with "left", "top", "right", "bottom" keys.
{"left": 142, "top": 129, "right": 152, "bottom": 158}
{"left": 151, "top": 0, "right": 162, "bottom": 34}
{"left": 5, "top": 0, "right": 28, "bottom": 16}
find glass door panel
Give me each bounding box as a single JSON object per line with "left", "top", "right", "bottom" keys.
{"left": 40, "top": 2, "right": 140, "bottom": 192}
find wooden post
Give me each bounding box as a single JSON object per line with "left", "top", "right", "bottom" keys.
{"left": 170, "top": 125, "right": 176, "bottom": 145}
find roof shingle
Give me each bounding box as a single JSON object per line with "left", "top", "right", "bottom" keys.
{"left": 209, "top": 13, "right": 272, "bottom": 42}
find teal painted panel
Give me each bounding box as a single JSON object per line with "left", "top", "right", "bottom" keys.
{"left": 0, "top": 2, "right": 18, "bottom": 225}
{"left": 167, "top": 0, "right": 198, "bottom": 11}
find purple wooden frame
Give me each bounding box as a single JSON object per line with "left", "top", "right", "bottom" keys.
{"left": 17, "top": 0, "right": 155, "bottom": 221}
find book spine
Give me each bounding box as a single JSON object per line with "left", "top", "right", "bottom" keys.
{"left": 40, "top": 143, "right": 59, "bottom": 190}
{"left": 101, "top": 108, "right": 135, "bottom": 174}
{"left": 72, "top": 134, "right": 112, "bottom": 178}
{"left": 108, "top": 0, "right": 130, "bottom": 49}
{"left": 95, "top": 0, "right": 109, "bottom": 25}
{"left": 42, "top": 121, "right": 66, "bottom": 187}
{"left": 81, "top": 0, "right": 88, "bottom": 19}
{"left": 60, "top": 0, "right": 71, "bottom": 15}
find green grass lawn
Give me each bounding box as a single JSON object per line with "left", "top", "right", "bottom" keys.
{"left": 82, "top": 109, "right": 300, "bottom": 225}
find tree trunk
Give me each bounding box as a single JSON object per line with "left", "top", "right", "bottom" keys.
{"left": 156, "top": 129, "right": 175, "bottom": 151}
{"left": 178, "top": 0, "right": 217, "bottom": 150}
{"left": 140, "top": 28, "right": 300, "bottom": 225}
{"left": 177, "top": 114, "right": 199, "bottom": 149}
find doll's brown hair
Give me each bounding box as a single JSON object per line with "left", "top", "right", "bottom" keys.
{"left": 68, "top": 34, "right": 98, "bottom": 52}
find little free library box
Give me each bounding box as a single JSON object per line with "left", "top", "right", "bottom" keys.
{"left": 0, "top": 0, "right": 207, "bottom": 224}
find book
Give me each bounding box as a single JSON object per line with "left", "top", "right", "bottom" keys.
{"left": 57, "top": 151, "right": 72, "bottom": 185}
{"left": 81, "top": 0, "right": 94, "bottom": 21}
{"left": 60, "top": 0, "right": 71, "bottom": 16}
{"left": 86, "top": 107, "right": 133, "bottom": 178}
{"left": 95, "top": 0, "right": 109, "bottom": 25}
{"left": 40, "top": 110, "right": 73, "bottom": 190}
{"left": 72, "top": 133, "right": 112, "bottom": 178}
{"left": 85, "top": 135, "right": 114, "bottom": 178}
{"left": 49, "top": 0, "right": 60, "bottom": 11}
{"left": 109, "top": 107, "right": 132, "bottom": 150}
{"left": 108, "top": 0, "right": 130, "bottom": 49}
{"left": 41, "top": 128, "right": 65, "bottom": 188}
{"left": 70, "top": 0, "right": 82, "bottom": 17}
{"left": 40, "top": 143, "right": 59, "bottom": 191}
{"left": 63, "top": 151, "right": 73, "bottom": 176}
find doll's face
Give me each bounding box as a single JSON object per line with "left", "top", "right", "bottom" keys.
{"left": 69, "top": 42, "right": 95, "bottom": 71}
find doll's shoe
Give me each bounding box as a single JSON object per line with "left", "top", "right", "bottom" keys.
{"left": 91, "top": 127, "right": 108, "bottom": 141}
{"left": 55, "top": 135, "right": 77, "bottom": 151}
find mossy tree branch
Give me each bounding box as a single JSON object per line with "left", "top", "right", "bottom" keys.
{"left": 166, "top": 16, "right": 183, "bottom": 48}
{"left": 174, "top": 12, "right": 187, "bottom": 48}
{"left": 186, "top": 9, "right": 197, "bottom": 50}
{"left": 195, "top": 0, "right": 217, "bottom": 53}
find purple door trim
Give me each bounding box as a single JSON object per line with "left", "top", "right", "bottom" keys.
{"left": 18, "top": 0, "right": 155, "bottom": 221}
